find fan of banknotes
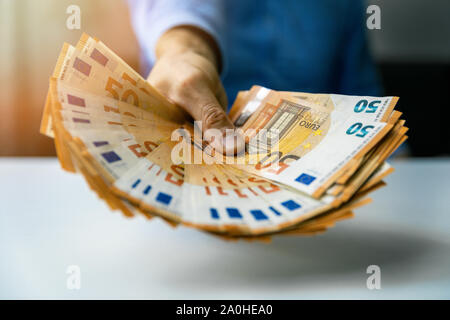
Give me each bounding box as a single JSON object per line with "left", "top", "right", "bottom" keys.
{"left": 40, "top": 34, "right": 408, "bottom": 241}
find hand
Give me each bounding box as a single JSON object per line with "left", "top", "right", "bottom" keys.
{"left": 147, "top": 27, "right": 244, "bottom": 155}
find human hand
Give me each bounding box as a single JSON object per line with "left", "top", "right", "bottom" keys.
{"left": 147, "top": 27, "right": 244, "bottom": 155}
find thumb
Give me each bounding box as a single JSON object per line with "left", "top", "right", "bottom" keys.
{"left": 197, "top": 93, "right": 245, "bottom": 155}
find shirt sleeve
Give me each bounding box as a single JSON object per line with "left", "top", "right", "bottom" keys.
{"left": 127, "top": 0, "right": 226, "bottom": 73}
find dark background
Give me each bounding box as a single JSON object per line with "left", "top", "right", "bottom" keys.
{"left": 368, "top": 0, "right": 450, "bottom": 156}
{"left": 379, "top": 63, "right": 449, "bottom": 156}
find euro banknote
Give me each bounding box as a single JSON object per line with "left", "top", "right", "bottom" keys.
{"left": 40, "top": 34, "right": 408, "bottom": 240}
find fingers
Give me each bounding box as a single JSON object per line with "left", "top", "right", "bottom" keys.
{"left": 216, "top": 81, "right": 228, "bottom": 111}
{"left": 194, "top": 90, "right": 245, "bottom": 155}
{"left": 199, "top": 96, "right": 233, "bottom": 131}
{"left": 147, "top": 54, "right": 244, "bottom": 154}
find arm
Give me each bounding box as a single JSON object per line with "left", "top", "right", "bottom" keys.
{"left": 128, "top": 0, "right": 243, "bottom": 153}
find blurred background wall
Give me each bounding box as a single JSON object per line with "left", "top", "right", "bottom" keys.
{"left": 0, "top": 0, "right": 449, "bottom": 156}
{"left": 0, "top": 0, "right": 140, "bottom": 156}
{"left": 368, "top": 0, "right": 450, "bottom": 156}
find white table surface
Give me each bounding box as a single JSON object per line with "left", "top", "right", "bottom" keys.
{"left": 1, "top": 157, "right": 450, "bottom": 299}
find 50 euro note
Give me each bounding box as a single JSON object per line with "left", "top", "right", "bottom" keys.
{"left": 40, "top": 38, "right": 187, "bottom": 138}
{"left": 111, "top": 140, "right": 340, "bottom": 236}
{"left": 104, "top": 128, "right": 344, "bottom": 236}
{"left": 46, "top": 76, "right": 180, "bottom": 171}
{"left": 40, "top": 33, "right": 407, "bottom": 240}
{"left": 227, "top": 86, "right": 398, "bottom": 198}
{"left": 46, "top": 76, "right": 181, "bottom": 188}
{"left": 75, "top": 33, "right": 175, "bottom": 113}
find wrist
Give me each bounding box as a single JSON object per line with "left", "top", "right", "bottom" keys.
{"left": 155, "top": 26, "right": 221, "bottom": 71}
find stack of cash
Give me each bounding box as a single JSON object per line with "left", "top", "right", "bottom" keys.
{"left": 40, "top": 34, "right": 408, "bottom": 241}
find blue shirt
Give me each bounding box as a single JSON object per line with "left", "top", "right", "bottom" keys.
{"left": 128, "top": 0, "right": 382, "bottom": 108}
